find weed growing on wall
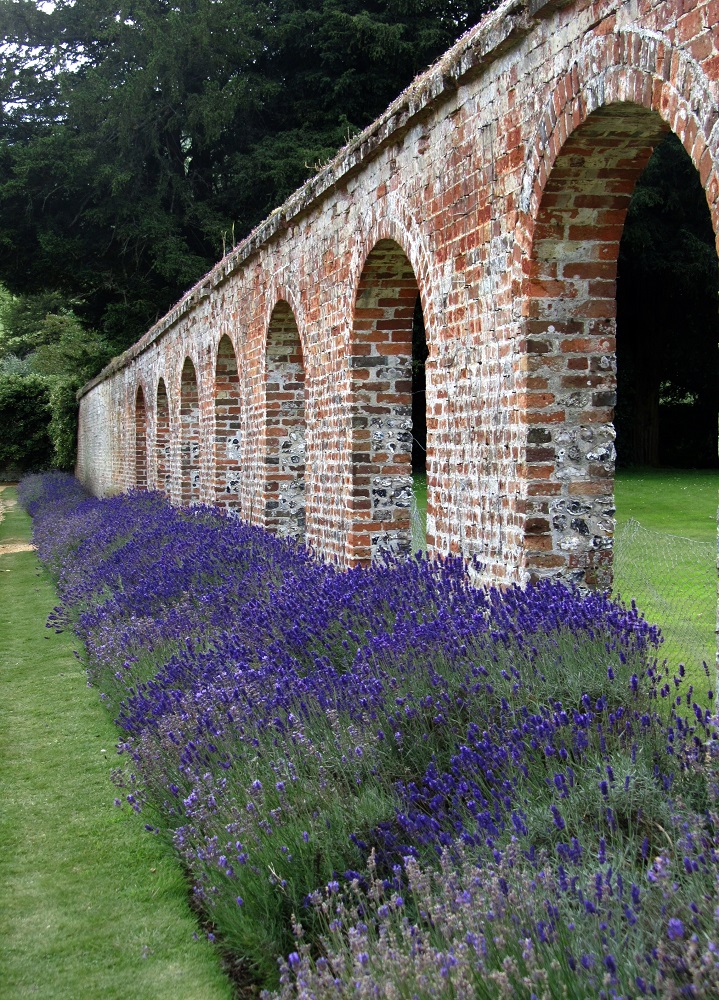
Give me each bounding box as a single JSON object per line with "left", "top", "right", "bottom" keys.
{"left": 19, "top": 474, "right": 719, "bottom": 996}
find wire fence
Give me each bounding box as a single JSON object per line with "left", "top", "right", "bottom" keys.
{"left": 613, "top": 518, "right": 717, "bottom": 673}
{"left": 410, "top": 489, "right": 427, "bottom": 554}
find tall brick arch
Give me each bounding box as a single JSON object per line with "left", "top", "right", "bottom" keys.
{"left": 155, "top": 377, "right": 171, "bottom": 496}
{"left": 75, "top": 0, "right": 719, "bottom": 624}
{"left": 263, "top": 299, "right": 307, "bottom": 540}
{"left": 180, "top": 357, "right": 201, "bottom": 506}
{"left": 213, "top": 334, "right": 243, "bottom": 510}
{"left": 134, "top": 386, "right": 148, "bottom": 489}
{"left": 346, "top": 217, "right": 436, "bottom": 564}
{"left": 516, "top": 28, "right": 719, "bottom": 587}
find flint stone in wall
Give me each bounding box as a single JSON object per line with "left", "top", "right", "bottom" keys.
{"left": 370, "top": 415, "right": 412, "bottom": 457}
{"left": 371, "top": 528, "right": 412, "bottom": 560}
{"left": 278, "top": 478, "right": 305, "bottom": 510}
{"left": 558, "top": 390, "right": 589, "bottom": 408}
{"left": 385, "top": 360, "right": 412, "bottom": 380}
{"left": 276, "top": 478, "right": 306, "bottom": 540}
{"left": 551, "top": 496, "right": 614, "bottom": 553}
{"left": 555, "top": 424, "right": 615, "bottom": 481}
{"left": 280, "top": 428, "right": 305, "bottom": 472}
{"left": 372, "top": 474, "right": 414, "bottom": 515}
{"left": 226, "top": 434, "right": 241, "bottom": 460}
{"left": 224, "top": 471, "right": 240, "bottom": 494}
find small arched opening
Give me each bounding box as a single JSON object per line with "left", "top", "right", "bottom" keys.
{"left": 348, "top": 238, "right": 427, "bottom": 565}
{"left": 134, "top": 386, "right": 148, "bottom": 489}
{"left": 214, "top": 335, "right": 242, "bottom": 510}
{"left": 155, "top": 378, "right": 171, "bottom": 495}
{"left": 264, "top": 302, "right": 306, "bottom": 540}
{"left": 180, "top": 357, "right": 200, "bottom": 505}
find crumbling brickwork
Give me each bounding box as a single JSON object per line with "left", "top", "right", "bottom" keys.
{"left": 76, "top": 0, "right": 719, "bottom": 588}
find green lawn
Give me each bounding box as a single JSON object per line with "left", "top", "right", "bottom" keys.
{"left": 0, "top": 488, "right": 234, "bottom": 1000}
{"left": 614, "top": 468, "right": 718, "bottom": 692}
{"left": 614, "top": 467, "right": 719, "bottom": 542}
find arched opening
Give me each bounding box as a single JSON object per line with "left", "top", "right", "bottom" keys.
{"left": 348, "top": 239, "right": 427, "bottom": 565}
{"left": 156, "top": 378, "right": 171, "bottom": 495}
{"left": 613, "top": 133, "right": 719, "bottom": 671}
{"left": 523, "top": 101, "right": 719, "bottom": 675}
{"left": 214, "top": 335, "right": 242, "bottom": 510}
{"left": 264, "top": 302, "right": 306, "bottom": 540}
{"left": 412, "top": 296, "right": 429, "bottom": 553}
{"left": 615, "top": 133, "right": 719, "bottom": 470}
{"left": 134, "top": 386, "right": 148, "bottom": 489}
{"left": 523, "top": 104, "right": 669, "bottom": 589}
{"left": 180, "top": 357, "right": 200, "bottom": 506}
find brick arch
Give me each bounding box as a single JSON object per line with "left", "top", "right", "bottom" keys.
{"left": 262, "top": 282, "right": 307, "bottom": 352}
{"left": 155, "top": 376, "right": 171, "bottom": 495}
{"left": 264, "top": 300, "right": 306, "bottom": 540}
{"left": 180, "top": 357, "right": 201, "bottom": 506}
{"left": 134, "top": 385, "right": 148, "bottom": 489}
{"left": 213, "top": 334, "right": 242, "bottom": 510}
{"left": 516, "top": 34, "right": 719, "bottom": 588}
{"left": 517, "top": 31, "right": 719, "bottom": 246}
{"left": 350, "top": 214, "right": 438, "bottom": 354}
{"left": 347, "top": 237, "right": 429, "bottom": 565}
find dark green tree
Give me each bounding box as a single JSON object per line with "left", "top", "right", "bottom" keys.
{"left": 616, "top": 133, "right": 719, "bottom": 468}
{"left": 0, "top": 0, "right": 497, "bottom": 356}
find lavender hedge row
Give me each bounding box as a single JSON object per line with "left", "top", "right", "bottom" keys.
{"left": 19, "top": 472, "right": 719, "bottom": 998}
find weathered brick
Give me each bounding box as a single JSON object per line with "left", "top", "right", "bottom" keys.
{"left": 75, "top": 0, "right": 719, "bottom": 596}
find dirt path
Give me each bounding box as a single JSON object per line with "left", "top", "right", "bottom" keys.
{"left": 0, "top": 485, "right": 36, "bottom": 556}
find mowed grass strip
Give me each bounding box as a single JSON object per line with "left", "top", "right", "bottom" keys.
{"left": 615, "top": 467, "right": 719, "bottom": 542}
{"left": 0, "top": 488, "right": 234, "bottom": 1000}
{"left": 614, "top": 468, "right": 719, "bottom": 690}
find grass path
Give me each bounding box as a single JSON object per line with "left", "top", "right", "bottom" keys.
{"left": 0, "top": 487, "right": 234, "bottom": 1000}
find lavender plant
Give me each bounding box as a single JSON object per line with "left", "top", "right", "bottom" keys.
{"left": 19, "top": 473, "right": 719, "bottom": 995}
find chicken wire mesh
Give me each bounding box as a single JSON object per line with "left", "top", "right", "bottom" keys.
{"left": 613, "top": 517, "right": 718, "bottom": 673}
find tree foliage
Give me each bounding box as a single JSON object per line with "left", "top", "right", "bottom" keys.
{"left": 0, "top": 287, "right": 111, "bottom": 468}
{"left": 0, "top": 0, "right": 496, "bottom": 351}
{"left": 0, "top": 373, "right": 53, "bottom": 470}
{"left": 616, "top": 134, "right": 719, "bottom": 468}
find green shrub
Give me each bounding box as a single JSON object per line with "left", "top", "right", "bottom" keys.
{"left": 0, "top": 374, "right": 53, "bottom": 471}
{"left": 48, "top": 378, "right": 80, "bottom": 471}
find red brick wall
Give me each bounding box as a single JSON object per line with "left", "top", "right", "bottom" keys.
{"left": 76, "top": 0, "right": 719, "bottom": 590}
